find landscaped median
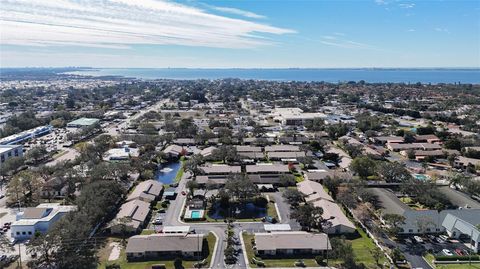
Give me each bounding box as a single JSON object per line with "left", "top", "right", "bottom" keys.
{"left": 99, "top": 232, "right": 217, "bottom": 269}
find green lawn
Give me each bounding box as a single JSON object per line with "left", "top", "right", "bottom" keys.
{"left": 174, "top": 158, "right": 185, "bottom": 183}
{"left": 242, "top": 233, "right": 319, "bottom": 268}
{"left": 99, "top": 233, "right": 216, "bottom": 269}
{"left": 425, "top": 254, "right": 480, "bottom": 269}
{"left": 140, "top": 229, "right": 155, "bottom": 235}
{"left": 327, "top": 228, "right": 387, "bottom": 267}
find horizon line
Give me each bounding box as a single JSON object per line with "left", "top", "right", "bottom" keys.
{"left": 1, "top": 66, "right": 480, "bottom": 70}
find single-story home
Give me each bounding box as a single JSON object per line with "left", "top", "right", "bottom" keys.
{"left": 127, "top": 180, "right": 163, "bottom": 203}
{"left": 254, "top": 231, "right": 331, "bottom": 256}
{"left": 126, "top": 233, "right": 204, "bottom": 261}
{"left": 110, "top": 199, "right": 151, "bottom": 234}
{"left": 297, "top": 180, "right": 356, "bottom": 234}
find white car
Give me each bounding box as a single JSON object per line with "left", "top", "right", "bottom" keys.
{"left": 439, "top": 235, "right": 449, "bottom": 241}
{"left": 442, "top": 249, "right": 453, "bottom": 256}
{"left": 435, "top": 237, "right": 445, "bottom": 244}
{"left": 413, "top": 236, "right": 424, "bottom": 243}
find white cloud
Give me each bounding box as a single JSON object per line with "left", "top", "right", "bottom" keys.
{"left": 0, "top": 0, "right": 294, "bottom": 49}
{"left": 434, "top": 27, "right": 450, "bottom": 33}
{"left": 211, "top": 6, "right": 266, "bottom": 19}
{"left": 320, "top": 34, "right": 376, "bottom": 50}
{"left": 399, "top": 3, "right": 415, "bottom": 9}
{"left": 407, "top": 29, "right": 416, "bottom": 32}
{"left": 374, "top": 0, "right": 387, "bottom": 5}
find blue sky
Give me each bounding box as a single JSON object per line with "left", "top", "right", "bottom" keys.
{"left": 1, "top": 0, "right": 479, "bottom": 68}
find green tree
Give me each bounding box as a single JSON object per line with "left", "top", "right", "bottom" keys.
{"left": 382, "top": 213, "right": 406, "bottom": 235}
{"left": 291, "top": 203, "right": 325, "bottom": 231}
{"left": 376, "top": 161, "right": 412, "bottom": 183}
{"left": 282, "top": 189, "right": 305, "bottom": 206}
{"left": 224, "top": 174, "right": 259, "bottom": 203}
{"left": 444, "top": 138, "right": 462, "bottom": 151}
{"left": 350, "top": 156, "right": 377, "bottom": 179}
{"left": 26, "top": 145, "right": 48, "bottom": 164}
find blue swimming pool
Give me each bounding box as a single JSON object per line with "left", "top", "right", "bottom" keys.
{"left": 191, "top": 210, "right": 202, "bottom": 219}
{"left": 155, "top": 161, "right": 182, "bottom": 184}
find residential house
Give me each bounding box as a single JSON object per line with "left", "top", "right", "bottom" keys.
{"left": 110, "top": 199, "right": 151, "bottom": 234}
{"left": 254, "top": 231, "right": 331, "bottom": 256}
{"left": 297, "top": 180, "right": 356, "bottom": 234}
{"left": 126, "top": 233, "right": 204, "bottom": 261}
{"left": 127, "top": 180, "right": 163, "bottom": 203}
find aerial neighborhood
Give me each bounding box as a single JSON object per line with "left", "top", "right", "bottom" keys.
{"left": 0, "top": 71, "right": 479, "bottom": 269}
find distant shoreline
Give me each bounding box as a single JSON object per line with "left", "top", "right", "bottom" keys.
{"left": 61, "top": 67, "right": 480, "bottom": 84}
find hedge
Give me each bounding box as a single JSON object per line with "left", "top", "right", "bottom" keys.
{"left": 435, "top": 255, "right": 480, "bottom": 261}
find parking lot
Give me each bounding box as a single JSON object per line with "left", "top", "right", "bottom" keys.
{"left": 398, "top": 234, "right": 477, "bottom": 258}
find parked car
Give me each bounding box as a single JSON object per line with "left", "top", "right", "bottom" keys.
{"left": 413, "top": 236, "right": 424, "bottom": 243}
{"left": 439, "top": 235, "right": 449, "bottom": 241}
{"left": 405, "top": 238, "right": 413, "bottom": 244}
{"left": 181, "top": 191, "right": 186, "bottom": 196}
{"left": 435, "top": 237, "right": 445, "bottom": 244}
{"left": 152, "top": 217, "right": 163, "bottom": 225}
{"left": 442, "top": 249, "right": 453, "bottom": 256}
{"left": 454, "top": 249, "right": 464, "bottom": 256}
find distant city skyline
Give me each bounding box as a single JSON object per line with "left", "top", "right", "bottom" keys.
{"left": 1, "top": 0, "right": 479, "bottom": 68}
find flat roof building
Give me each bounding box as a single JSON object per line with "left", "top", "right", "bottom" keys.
{"left": 11, "top": 203, "right": 76, "bottom": 240}
{"left": 0, "top": 144, "right": 23, "bottom": 166}
{"left": 67, "top": 117, "right": 100, "bottom": 128}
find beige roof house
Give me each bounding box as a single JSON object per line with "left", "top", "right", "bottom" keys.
{"left": 255, "top": 231, "right": 330, "bottom": 254}
{"left": 297, "top": 180, "right": 356, "bottom": 234}
{"left": 127, "top": 180, "right": 163, "bottom": 203}
{"left": 111, "top": 199, "right": 151, "bottom": 232}
{"left": 126, "top": 233, "right": 204, "bottom": 259}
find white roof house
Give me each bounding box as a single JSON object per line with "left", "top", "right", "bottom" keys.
{"left": 104, "top": 147, "right": 139, "bottom": 161}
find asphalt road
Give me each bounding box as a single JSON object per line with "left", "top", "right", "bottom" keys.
{"left": 164, "top": 172, "right": 302, "bottom": 269}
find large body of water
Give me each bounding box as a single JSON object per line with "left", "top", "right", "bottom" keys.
{"left": 67, "top": 68, "right": 480, "bottom": 84}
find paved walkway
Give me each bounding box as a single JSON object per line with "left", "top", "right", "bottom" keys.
{"left": 108, "top": 242, "right": 121, "bottom": 261}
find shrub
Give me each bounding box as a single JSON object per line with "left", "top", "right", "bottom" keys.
{"left": 253, "top": 196, "right": 268, "bottom": 207}
{"left": 435, "top": 255, "right": 480, "bottom": 261}
{"left": 315, "top": 255, "right": 325, "bottom": 265}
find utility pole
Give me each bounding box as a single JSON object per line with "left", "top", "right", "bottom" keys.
{"left": 17, "top": 243, "right": 22, "bottom": 269}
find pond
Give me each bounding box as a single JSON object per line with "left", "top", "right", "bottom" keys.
{"left": 155, "top": 161, "right": 182, "bottom": 184}
{"left": 207, "top": 202, "right": 267, "bottom": 220}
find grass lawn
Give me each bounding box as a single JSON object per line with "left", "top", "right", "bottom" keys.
{"left": 329, "top": 228, "right": 387, "bottom": 267}
{"left": 425, "top": 254, "right": 480, "bottom": 269}
{"left": 174, "top": 158, "right": 185, "bottom": 183}
{"left": 140, "top": 229, "right": 155, "bottom": 235}
{"left": 99, "top": 232, "right": 216, "bottom": 269}
{"left": 242, "top": 233, "right": 319, "bottom": 268}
